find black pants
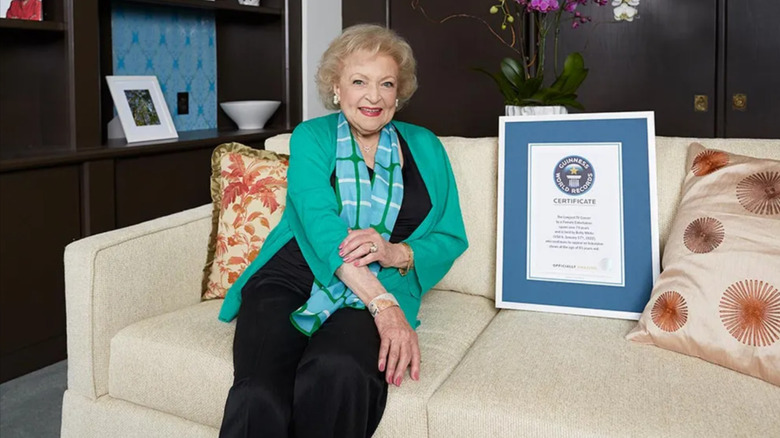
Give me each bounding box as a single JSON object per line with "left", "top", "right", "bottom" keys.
{"left": 219, "top": 241, "right": 388, "bottom": 438}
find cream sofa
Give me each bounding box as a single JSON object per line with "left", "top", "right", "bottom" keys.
{"left": 61, "top": 135, "right": 780, "bottom": 438}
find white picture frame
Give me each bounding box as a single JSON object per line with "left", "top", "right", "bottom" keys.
{"left": 496, "top": 111, "right": 659, "bottom": 320}
{"left": 106, "top": 75, "right": 178, "bottom": 144}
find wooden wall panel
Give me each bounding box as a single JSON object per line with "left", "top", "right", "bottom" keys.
{"left": 217, "top": 14, "right": 285, "bottom": 131}
{"left": 0, "top": 33, "right": 70, "bottom": 158}
{"left": 391, "top": 0, "right": 515, "bottom": 137}
{"left": 0, "top": 166, "right": 81, "bottom": 382}
{"left": 725, "top": 0, "right": 780, "bottom": 138}
{"left": 550, "top": 0, "right": 718, "bottom": 137}
{"left": 70, "top": 0, "right": 103, "bottom": 149}
{"left": 286, "top": 0, "right": 303, "bottom": 127}
{"left": 388, "top": 0, "right": 729, "bottom": 138}
{"left": 343, "top": 0, "right": 387, "bottom": 28}
{"left": 81, "top": 160, "right": 116, "bottom": 236}
{"left": 114, "top": 148, "right": 213, "bottom": 228}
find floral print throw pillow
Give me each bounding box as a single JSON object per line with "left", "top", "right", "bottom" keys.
{"left": 202, "top": 142, "right": 288, "bottom": 299}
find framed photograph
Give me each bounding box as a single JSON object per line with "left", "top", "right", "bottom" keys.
{"left": 496, "top": 112, "right": 659, "bottom": 320}
{"left": 106, "top": 75, "right": 178, "bottom": 144}
{"left": 1, "top": 0, "right": 42, "bottom": 21}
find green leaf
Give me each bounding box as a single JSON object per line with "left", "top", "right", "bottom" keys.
{"left": 563, "top": 52, "right": 585, "bottom": 73}
{"left": 545, "top": 94, "right": 586, "bottom": 110}
{"left": 530, "top": 87, "right": 562, "bottom": 102}
{"left": 474, "top": 67, "right": 519, "bottom": 104}
{"left": 499, "top": 58, "right": 526, "bottom": 89}
{"left": 517, "top": 76, "right": 543, "bottom": 99}
{"left": 550, "top": 52, "right": 589, "bottom": 95}
{"left": 562, "top": 70, "right": 589, "bottom": 95}
{"left": 518, "top": 97, "right": 546, "bottom": 106}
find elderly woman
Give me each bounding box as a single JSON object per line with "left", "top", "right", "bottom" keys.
{"left": 217, "top": 24, "right": 467, "bottom": 438}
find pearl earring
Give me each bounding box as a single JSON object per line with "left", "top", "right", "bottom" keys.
{"left": 333, "top": 94, "right": 340, "bottom": 105}
{"left": 395, "top": 99, "right": 399, "bottom": 108}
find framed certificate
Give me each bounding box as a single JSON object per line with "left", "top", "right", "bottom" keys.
{"left": 496, "top": 112, "right": 659, "bottom": 320}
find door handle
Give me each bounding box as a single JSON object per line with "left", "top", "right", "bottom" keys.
{"left": 732, "top": 94, "right": 747, "bottom": 111}
{"left": 694, "top": 95, "right": 708, "bottom": 112}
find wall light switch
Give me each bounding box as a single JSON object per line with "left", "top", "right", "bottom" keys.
{"left": 177, "top": 92, "right": 189, "bottom": 115}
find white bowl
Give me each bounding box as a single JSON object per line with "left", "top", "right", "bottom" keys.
{"left": 220, "top": 100, "right": 281, "bottom": 130}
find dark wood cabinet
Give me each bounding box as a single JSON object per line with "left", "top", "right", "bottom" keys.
{"left": 354, "top": 0, "right": 779, "bottom": 138}
{"left": 0, "top": 166, "right": 81, "bottom": 382}
{"left": 0, "top": 25, "right": 70, "bottom": 158}
{"left": 115, "top": 147, "right": 213, "bottom": 228}
{"left": 723, "top": 0, "right": 780, "bottom": 138}
{"left": 0, "top": 136, "right": 285, "bottom": 382}
{"left": 551, "top": 0, "right": 779, "bottom": 139}
{"left": 550, "top": 0, "right": 719, "bottom": 138}
{"left": 0, "top": 0, "right": 301, "bottom": 382}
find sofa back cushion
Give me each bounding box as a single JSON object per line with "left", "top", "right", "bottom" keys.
{"left": 432, "top": 137, "right": 499, "bottom": 299}
{"left": 265, "top": 134, "right": 780, "bottom": 301}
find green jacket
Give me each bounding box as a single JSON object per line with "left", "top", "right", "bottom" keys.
{"left": 218, "top": 113, "right": 468, "bottom": 327}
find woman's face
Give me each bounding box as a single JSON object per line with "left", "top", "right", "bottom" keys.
{"left": 333, "top": 50, "right": 399, "bottom": 140}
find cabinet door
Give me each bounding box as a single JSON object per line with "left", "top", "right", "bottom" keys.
{"left": 725, "top": 0, "right": 780, "bottom": 138}
{"left": 115, "top": 148, "right": 213, "bottom": 228}
{"left": 551, "top": 0, "right": 718, "bottom": 137}
{"left": 391, "top": 0, "right": 718, "bottom": 137}
{"left": 0, "top": 166, "right": 81, "bottom": 382}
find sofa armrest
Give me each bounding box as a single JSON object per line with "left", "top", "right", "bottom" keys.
{"left": 64, "top": 204, "right": 213, "bottom": 400}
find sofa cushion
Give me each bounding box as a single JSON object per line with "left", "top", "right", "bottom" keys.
{"left": 374, "top": 289, "right": 498, "bottom": 437}
{"left": 428, "top": 310, "right": 780, "bottom": 438}
{"left": 627, "top": 144, "right": 780, "bottom": 385}
{"left": 109, "top": 290, "right": 497, "bottom": 431}
{"left": 109, "top": 300, "right": 233, "bottom": 429}
{"left": 434, "top": 137, "right": 499, "bottom": 300}
{"left": 202, "top": 143, "right": 288, "bottom": 299}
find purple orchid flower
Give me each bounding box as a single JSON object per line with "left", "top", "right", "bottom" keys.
{"left": 516, "top": 0, "right": 560, "bottom": 13}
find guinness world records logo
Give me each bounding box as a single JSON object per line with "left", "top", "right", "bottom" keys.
{"left": 554, "top": 155, "right": 594, "bottom": 195}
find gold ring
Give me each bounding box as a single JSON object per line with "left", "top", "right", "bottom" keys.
{"left": 369, "top": 242, "right": 378, "bottom": 253}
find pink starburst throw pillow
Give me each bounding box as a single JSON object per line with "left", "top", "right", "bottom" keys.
{"left": 628, "top": 142, "right": 780, "bottom": 386}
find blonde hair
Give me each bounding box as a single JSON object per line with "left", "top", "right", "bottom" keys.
{"left": 316, "top": 24, "right": 418, "bottom": 111}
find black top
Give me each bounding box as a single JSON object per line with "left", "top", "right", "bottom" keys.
{"left": 262, "top": 132, "right": 432, "bottom": 285}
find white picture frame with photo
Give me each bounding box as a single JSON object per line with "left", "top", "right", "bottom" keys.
{"left": 106, "top": 75, "right": 178, "bottom": 144}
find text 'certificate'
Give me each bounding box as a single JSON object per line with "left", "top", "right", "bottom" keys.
{"left": 526, "top": 143, "right": 625, "bottom": 286}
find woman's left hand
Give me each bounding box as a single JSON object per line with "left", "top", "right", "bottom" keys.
{"left": 339, "top": 228, "right": 405, "bottom": 268}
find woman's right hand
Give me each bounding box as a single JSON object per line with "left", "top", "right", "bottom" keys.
{"left": 374, "top": 306, "right": 421, "bottom": 387}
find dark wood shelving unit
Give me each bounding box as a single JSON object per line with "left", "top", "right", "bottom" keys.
{"left": 0, "top": 18, "right": 67, "bottom": 32}
{"left": 0, "top": 4, "right": 70, "bottom": 161}
{"left": 1, "top": 128, "right": 289, "bottom": 172}
{"left": 103, "top": 127, "right": 288, "bottom": 150}
{"left": 0, "top": 0, "right": 302, "bottom": 383}
{"left": 121, "top": 0, "right": 282, "bottom": 15}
